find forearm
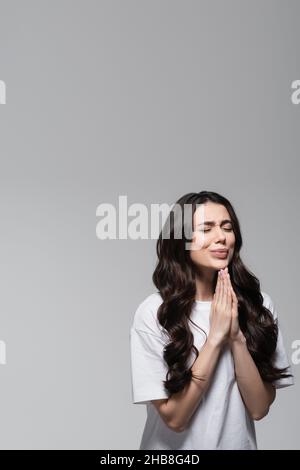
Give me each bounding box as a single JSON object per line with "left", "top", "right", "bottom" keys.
{"left": 230, "top": 336, "right": 276, "bottom": 419}
{"left": 165, "top": 337, "right": 223, "bottom": 431}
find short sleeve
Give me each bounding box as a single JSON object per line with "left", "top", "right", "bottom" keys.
{"left": 130, "top": 327, "right": 170, "bottom": 405}
{"left": 262, "top": 291, "right": 295, "bottom": 389}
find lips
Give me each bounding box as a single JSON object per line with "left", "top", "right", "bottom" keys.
{"left": 211, "top": 250, "right": 228, "bottom": 258}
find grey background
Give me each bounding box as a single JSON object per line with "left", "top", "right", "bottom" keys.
{"left": 0, "top": 0, "right": 299, "bottom": 449}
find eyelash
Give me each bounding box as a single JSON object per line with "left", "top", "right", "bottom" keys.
{"left": 200, "top": 228, "right": 233, "bottom": 232}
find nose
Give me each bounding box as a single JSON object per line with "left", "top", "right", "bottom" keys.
{"left": 214, "top": 226, "right": 226, "bottom": 242}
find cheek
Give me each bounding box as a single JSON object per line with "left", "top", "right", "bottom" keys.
{"left": 228, "top": 233, "right": 235, "bottom": 246}
{"left": 190, "top": 233, "right": 211, "bottom": 255}
{"left": 192, "top": 232, "right": 212, "bottom": 250}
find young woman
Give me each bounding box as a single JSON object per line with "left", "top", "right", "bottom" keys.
{"left": 129, "top": 190, "right": 294, "bottom": 450}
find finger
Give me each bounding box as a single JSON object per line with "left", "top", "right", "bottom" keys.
{"left": 228, "top": 275, "right": 237, "bottom": 303}
{"left": 219, "top": 270, "right": 225, "bottom": 307}
{"left": 226, "top": 271, "right": 236, "bottom": 301}
{"left": 227, "top": 273, "right": 234, "bottom": 293}
{"left": 231, "top": 286, "right": 238, "bottom": 304}
{"left": 231, "top": 289, "right": 238, "bottom": 319}
{"left": 225, "top": 271, "right": 231, "bottom": 312}
{"left": 214, "top": 271, "right": 222, "bottom": 312}
{"left": 226, "top": 270, "right": 231, "bottom": 286}
{"left": 212, "top": 272, "right": 221, "bottom": 321}
{"left": 225, "top": 272, "right": 231, "bottom": 309}
{"left": 211, "top": 272, "right": 219, "bottom": 315}
{"left": 227, "top": 275, "right": 238, "bottom": 317}
{"left": 215, "top": 270, "right": 221, "bottom": 303}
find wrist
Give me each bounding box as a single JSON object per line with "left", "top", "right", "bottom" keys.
{"left": 207, "top": 334, "right": 226, "bottom": 349}
{"left": 229, "top": 332, "right": 247, "bottom": 347}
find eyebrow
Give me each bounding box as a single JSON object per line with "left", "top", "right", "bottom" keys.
{"left": 196, "top": 219, "right": 233, "bottom": 227}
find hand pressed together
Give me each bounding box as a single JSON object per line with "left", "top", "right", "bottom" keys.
{"left": 209, "top": 267, "right": 246, "bottom": 347}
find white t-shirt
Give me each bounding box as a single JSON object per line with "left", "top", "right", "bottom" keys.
{"left": 129, "top": 291, "right": 294, "bottom": 450}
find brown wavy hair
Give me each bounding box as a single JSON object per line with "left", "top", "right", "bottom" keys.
{"left": 152, "top": 190, "right": 293, "bottom": 395}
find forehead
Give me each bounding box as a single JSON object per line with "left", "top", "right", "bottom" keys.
{"left": 193, "top": 202, "right": 230, "bottom": 225}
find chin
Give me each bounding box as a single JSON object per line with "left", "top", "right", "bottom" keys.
{"left": 213, "top": 261, "right": 228, "bottom": 267}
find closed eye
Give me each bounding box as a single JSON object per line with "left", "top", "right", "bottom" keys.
{"left": 200, "top": 228, "right": 233, "bottom": 232}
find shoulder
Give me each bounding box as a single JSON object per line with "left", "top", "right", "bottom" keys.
{"left": 261, "top": 290, "right": 278, "bottom": 320}
{"left": 131, "top": 292, "right": 166, "bottom": 337}
{"left": 261, "top": 290, "right": 272, "bottom": 307}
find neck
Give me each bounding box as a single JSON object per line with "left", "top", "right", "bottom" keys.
{"left": 194, "top": 268, "right": 217, "bottom": 301}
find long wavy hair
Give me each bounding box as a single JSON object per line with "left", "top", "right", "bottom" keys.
{"left": 152, "top": 190, "right": 293, "bottom": 395}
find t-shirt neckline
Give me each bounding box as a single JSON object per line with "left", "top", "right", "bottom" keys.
{"left": 194, "top": 299, "right": 212, "bottom": 309}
